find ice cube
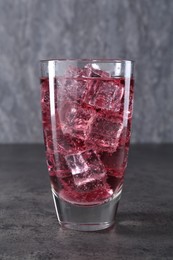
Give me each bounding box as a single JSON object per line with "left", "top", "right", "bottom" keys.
{"left": 84, "top": 64, "right": 110, "bottom": 78}
{"left": 58, "top": 174, "right": 104, "bottom": 196}
{"left": 65, "top": 149, "right": 106, "bottom": 187}
{"left": 87, "top": 115, "right": 123, "bottom": 152}
{"left": 66, "top": 65, "right": 110, "bottom": 78}
{"left": 56, "top": 65, "right": 111, "bottom": 105}
{"left": 66, "top": 65, "right": 91, "bottom": 78}
{"left": 59, "top": 178, "right": 113, "bottom": 204}
{"left": 44, "top": 128, "right": 86, "bottom": 155}
{"left": 84, "top": 79, "right": 124, "bottom": 112}
{"left": 65, "top": 78, "right": 88, "bottom": 103}
{"left": 57, "top": 74, "right": 88, "bottom": 104}
{"left": 59, "top": 102, "right": 95, "bottom": 140}
{"left": 65, "top": 151, "right": 89, "bottom": 175}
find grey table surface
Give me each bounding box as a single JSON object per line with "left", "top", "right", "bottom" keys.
{"left": 0, "top": 144, "right": 173, "bottom": 260}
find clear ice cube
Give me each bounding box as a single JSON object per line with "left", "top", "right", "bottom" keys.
{"left": 44, "top": 128, "right": 86, "bottom": 155}
{"left": 65, "top": 78, "right": 88, "bottom": 103}
{"left": 56, "top": 65, "right": 112, "bottom": 105}
{"left": 87, "top": 115, "right": 123, "bottom": 152}
{"left": 66, "top": 64, "right": 110, "bottom": 78}
{"left": 84, "top": 79, "right": 124, "bottom": 112}
{"left": 84, "top": 64, "right": 110, "bottom": 78}
{"left": 59, "top": 102, "right": 94, "bottom": 140}
{"left": 65, "top": 149, "right": 106, "bottom": 187}
{"left": 65, "top": 65, "right": 91, "bottom": 78}
{"left": 55, "top": 76, "right": 87, "bottom": 105}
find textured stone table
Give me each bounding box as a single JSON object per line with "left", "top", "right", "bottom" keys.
{"left": 0, "top": 144, "right": 173, "bottom": 260}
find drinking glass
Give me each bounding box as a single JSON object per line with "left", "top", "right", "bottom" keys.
{"left": 40, "top": 59, "right": 134, "bottom": 231}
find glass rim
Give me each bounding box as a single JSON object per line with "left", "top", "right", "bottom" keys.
{"left": 40, "top": 58, "right": 135, "bottom": 63}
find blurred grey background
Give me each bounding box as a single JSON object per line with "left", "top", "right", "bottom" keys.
{"left": 0, "top": 0, "right": 173, "bottom": 143}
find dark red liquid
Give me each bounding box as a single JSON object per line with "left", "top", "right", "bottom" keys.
{"left": 41, "top": 67, "right": 134, "bottom": 205}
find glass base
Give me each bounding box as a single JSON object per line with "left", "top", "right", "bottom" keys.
{"left": 52, "top": 189, "right": 122, "bottom": 231}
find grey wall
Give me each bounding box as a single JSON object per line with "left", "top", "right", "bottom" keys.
{"left": 0, "top": 0, "right": 173, "bottom": 143}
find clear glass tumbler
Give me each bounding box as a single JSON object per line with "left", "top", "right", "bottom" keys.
{"left": 40, "top": 59, "right": 134, "bottom": 231}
